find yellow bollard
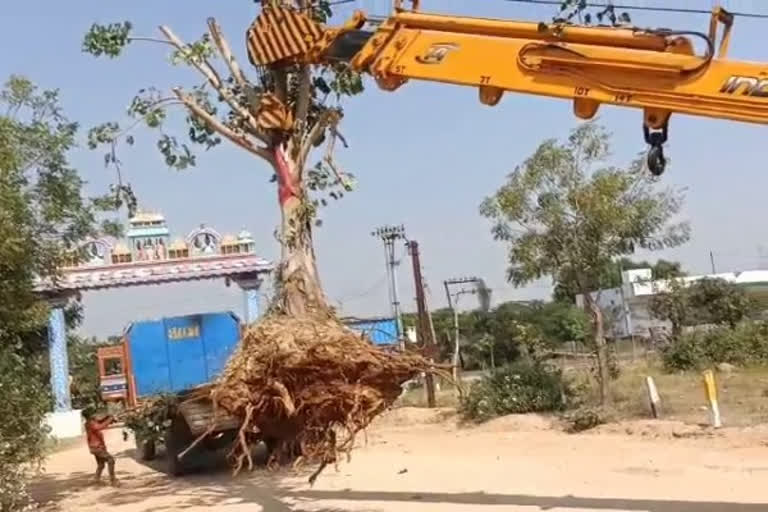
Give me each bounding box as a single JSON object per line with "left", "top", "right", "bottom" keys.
{"left": 702, "top": 369, "right": 722, "bottom": 428}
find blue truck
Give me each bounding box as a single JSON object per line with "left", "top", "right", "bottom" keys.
{"left": 97, "top": 311, "right": 243, "bottom": 476}
{"left": 97, "top": 312, "right": 399, "bottom": 475}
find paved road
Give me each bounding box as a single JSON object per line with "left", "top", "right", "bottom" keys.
{"left": 32, "top": 409, "right": 768, "bottom": 511}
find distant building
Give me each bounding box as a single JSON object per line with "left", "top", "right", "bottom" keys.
{"left": 575, "top": 268, "right": 768, "bottom": 339}
{"left": 127, "top": 211, "right": 170, "bottom": 261}
{"left": 342, "top": 316, "right": 399, "bottom": 346}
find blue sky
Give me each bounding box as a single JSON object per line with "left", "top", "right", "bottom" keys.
{"left": 3, "top": 0, "right": 768, "bottom": 338}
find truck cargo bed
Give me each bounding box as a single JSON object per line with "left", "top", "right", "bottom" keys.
{"left": 178, "top": 398, "right": 241, "bottom": 436}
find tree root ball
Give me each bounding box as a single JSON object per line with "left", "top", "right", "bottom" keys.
{"left": 201, "top": 314, "right": 436, "bottom": 479}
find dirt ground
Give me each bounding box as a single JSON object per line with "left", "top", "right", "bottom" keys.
{"left": 32, "top": 408, "right": 768, "bottom": 512}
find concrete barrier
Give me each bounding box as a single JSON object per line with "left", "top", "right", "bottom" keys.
{"left": 44, "top": 409, "right": 83, "bottom": 440}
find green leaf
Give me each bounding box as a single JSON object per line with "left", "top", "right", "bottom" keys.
{"left": 87, "top": 122, "right": 120, "bottom": 149}
{"left": 170, "top": 33, "right": 215, "bottom": 66}
{"left": 313, "top": 76, "right": 332, "bottom": 96}
{"left": 100, "top": 219, "right": 124, "bottom": 238}
{"left": 82, "top": 21, "right": 133, "bottom": 58}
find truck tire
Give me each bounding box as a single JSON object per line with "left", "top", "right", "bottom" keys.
{"left": 135, "top": 437, "right": 156, "bottom": 461}
{"left": 261, "top": 436, "right": 277, "bottom": 464}
{"left": 165, "top": 415, "right": 193, "bottom": 477}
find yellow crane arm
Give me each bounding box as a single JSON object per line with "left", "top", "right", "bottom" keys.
{"left": 246, "top": 4, "right": 768, "bottom": 175}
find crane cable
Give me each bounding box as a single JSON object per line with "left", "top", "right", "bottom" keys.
{"left": 502, "top": 0, "right": 768, "bottom": 19}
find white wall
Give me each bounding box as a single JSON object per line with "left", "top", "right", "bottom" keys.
{"left": 44, "top": 410, "right": 82, "bottom": 440}
{"left": 576, "top": 286, "right": 668, "bottom": 339}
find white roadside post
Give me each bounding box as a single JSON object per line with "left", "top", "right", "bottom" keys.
{"left": 645, "top": 376, "right": 661, "bottom": 418}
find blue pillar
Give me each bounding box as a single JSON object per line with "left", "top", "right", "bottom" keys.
{"left": 48, "top": 297, "right": 71, "bottom": 412}
{"left": 237, "top": 277, "right": 263, "bottom": 325}
{"left": 243, "top": 288, "right": 260, "bottom": 325}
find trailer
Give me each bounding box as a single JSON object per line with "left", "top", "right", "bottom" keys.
{"left": 97, "top": 312, "right": 397, "bottom": 475}
{"left": 97, "top": 311, "right": 243, "bottom": 476}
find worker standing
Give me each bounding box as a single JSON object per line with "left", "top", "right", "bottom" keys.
{"left": 82, "top": 408, "right": 119, "bottom": 486}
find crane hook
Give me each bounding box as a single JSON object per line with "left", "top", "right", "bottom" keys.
{"left": 646, "top": 145, "right": 666, "bottom": 176}
{"left": 643, "top": 123, "right": 669, "bottom": 177}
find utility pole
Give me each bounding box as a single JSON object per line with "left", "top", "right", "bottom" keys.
{"left": 372, "top": 224, "right": 406, "bottom": 349}
{"left": 444, "top": 276, "right": 491, "bottom": 381}
{"left": 407, "top": 240, "right": 437, "bottom": 408}
{"left": 710, "top": 250, "right": 717, "bottom": 274}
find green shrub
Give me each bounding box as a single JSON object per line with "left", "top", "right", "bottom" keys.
{"left": 68, "top": 337, "right": 106, "bottom": 411}
{"left": 662, "top": 321, "right": 768, "bottom": 371}
{"left": 660, "top": 333, "right": 707, "bottom": 371}
{"left": 122, "top": 394, "right": 177, "bottom": 444}
{"left": 562, "top": 406, "right": 612, "bottom": 433}
{"left": 459, "top": 360, "right": 569, "bottom": 422}
{"left": 0, "top": 347, "right": 50, "bottom": 511}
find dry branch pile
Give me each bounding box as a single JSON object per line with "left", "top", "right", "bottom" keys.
{"left": 200, "top": 314, "right": 436, "bottom": 481}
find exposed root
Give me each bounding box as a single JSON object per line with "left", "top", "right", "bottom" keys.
{"left": 308, "top": 461, "right": 328, "bottom": 487}
{"left": 187, "top": 313, "right": 444, "bottom": 482}
{"left": 230, "top": 404, "right": 255, "bottom": 475}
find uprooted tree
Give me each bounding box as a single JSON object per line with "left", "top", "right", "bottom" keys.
{"left": 83, "top": 2, "right": 359, "bottom": 316}
{"left": 480, "top": 122, "right": 689, "bottom": 404}
{"left": 83, "top": 1, "right": 434, "bottom": 477}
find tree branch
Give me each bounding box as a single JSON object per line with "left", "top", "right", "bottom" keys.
{"left": 158, "top": 25, "right": 223, "bottom": 89}
{"left": 128, "top": 36, "right": 177, "bottom": 47}
{"left": 206, "top": 18, "right": 248, "bottom": 91}
{"left": 172, "top": 88, "right": 273, "bottom": 164}
{"left": 324, "top": 146, "right": 347, "bottom": 185}
{"left": 299, "top": 109, "right": 340, "bottom": 166}
{"left": 123, "top": 96, "right": 181, "bottom": 136}
{"left": 158, "top": 24, "right": 268, "bottom": 145}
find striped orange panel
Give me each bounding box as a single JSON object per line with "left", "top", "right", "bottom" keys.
{"left": 256, "top": 92, "right": 294, "bottom": 131}
{"left": 247, "top": 6, "right": 323, "bottom": 67}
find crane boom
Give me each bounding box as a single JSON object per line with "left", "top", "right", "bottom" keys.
{"left": 246, "top": 3, "right": 768, "bottom": 175}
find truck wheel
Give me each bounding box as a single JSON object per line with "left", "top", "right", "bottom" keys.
{"left": 135, "top": 437, "right": 156, "bottom": 461}
{"left": 166, "top": 415, "right": 192, "bottom": 477}
{"left": 263, "top": 437, "right": 278, "bottom": 462}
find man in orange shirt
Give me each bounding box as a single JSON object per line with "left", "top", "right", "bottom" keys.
{"left": 82, "top": 408, "right": 118, "bottom": 486}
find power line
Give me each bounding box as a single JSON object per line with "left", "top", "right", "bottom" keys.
{"left": 335, "top": 273, "right": 389, "bottom": 302}
{"left": 502, "top": 0, "right": 768, "bottom": 19}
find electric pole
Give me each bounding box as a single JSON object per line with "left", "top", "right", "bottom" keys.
{"left": 444, "top": 276, "right": 491, "bottom": 380}
{"left": 372, "top": 224, "right": 406, "bottom": 349}
{"left": 407, "top": 240, "right": 437, "bottom": 408}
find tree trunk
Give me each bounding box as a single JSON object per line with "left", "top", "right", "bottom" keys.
{"left": 583, "top": 293, "right": 610, "bottom": 405}
{"left": 272, "top": 144, "right": 329, "bottom": 317}
{"left": 671, "top": 320, "right": 682, "bottom": 341}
